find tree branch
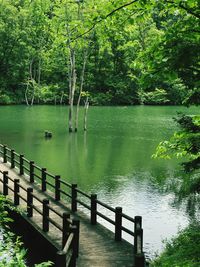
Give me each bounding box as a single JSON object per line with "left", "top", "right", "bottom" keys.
{"left": 72, "top": 0, "right": 139, "bottom": 40}
{"left": 166, "top": 0, "right": 200, "bottom": 19}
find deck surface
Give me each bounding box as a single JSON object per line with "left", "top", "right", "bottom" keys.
{"left": 0, "top": 158, "right": 134, "bottom": 267}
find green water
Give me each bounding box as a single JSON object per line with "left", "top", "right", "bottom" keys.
{"left": 0, "top": 105, "right": 199, "bottom": 257}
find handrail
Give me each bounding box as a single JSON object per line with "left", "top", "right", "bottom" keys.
{"left": 122, "top": 212, "right": 135, "bottom": 223}
{"left": 31, "top": 204, "right": 43, "bottom": 216}
{"left": 0, "top": 144, "right": 145, "bottom": 266}
{"left": 96, "top": 210, "right": 115, "bottom": 225}
{"left": 47, "top": 216, "right": 63, "bottom": 232}
{"left": 76, "top": 188, "right": 90, "bottom": 198}
{"left": 96, "top": 199, "right": 116, "bottom": 212}
{"left": 0, "top": 169, "right": 80, "bottom": 267}
{"left": 63, "top": 233, "right": 74, "bottom": 253}
{"left": 32, "top": 193, "right": 44, "bottom": 204}
{"left": 0, "top": 144, "right": 139, "bottom": 234}
{"left": 48, "top": 204, "right": 63, "bottom": 219}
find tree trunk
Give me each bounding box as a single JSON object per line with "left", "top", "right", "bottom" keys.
{"left": 60, "top": 92, "right": 64, "bottom": 105}
{"left": 83, "top": 97, "right": 89, "bottom": 131}
{"left": 25, "top": 81, "right": 30, "bottom": 106}
{"left": 30, "top": 79, "right": 35, "bottom": 106}
{"left": 75, "top": 50, "right": 87, "bottom": 132}
{"left": 68, "top": 49, "right": 76, "bottom": 132}
{"left": 25, "top": 60, "right": 34, "bottom": 106}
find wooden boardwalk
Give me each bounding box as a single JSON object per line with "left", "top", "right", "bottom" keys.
{"left": 0, "top": 159, "right": 137, "bottom": 267}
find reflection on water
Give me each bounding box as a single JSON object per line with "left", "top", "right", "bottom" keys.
{"left": 0, "top": 105, "right": 199, "bottom": 258}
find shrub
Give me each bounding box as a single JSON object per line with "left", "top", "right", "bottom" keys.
{"left": 151, "top": 222, "right": 200, "bottom": 267}
{"left": 0, "top": 93, "right": 12, "bottom": 105}
{"left": 138, "top": 88, "right": 170, "bottom": 105}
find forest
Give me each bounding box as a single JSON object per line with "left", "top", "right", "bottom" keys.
{"left": 0, "top": 0, "right": 199, "bottom": 106}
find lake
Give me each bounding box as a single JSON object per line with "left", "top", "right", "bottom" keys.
{"left": 0, "top": 105, "right": 198, "bottom": 258}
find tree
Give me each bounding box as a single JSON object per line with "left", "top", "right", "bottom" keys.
{"left": 53, "top": 0, "right": 94, "bottom": 132}
{"left": 24, "top": 0, "right": 52, "bottom": 105}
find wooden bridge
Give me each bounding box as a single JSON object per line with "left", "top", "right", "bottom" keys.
{"left": 0, "top": 144, "right": 146, "bottom": 267}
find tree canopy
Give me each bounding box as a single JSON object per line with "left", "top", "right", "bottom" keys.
{"left": 0, "top": 0, "right": 199, "bottom": 105}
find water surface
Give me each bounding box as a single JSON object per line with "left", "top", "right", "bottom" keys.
{"left": 0, "top": 105, "right": 198, "bottom": 258}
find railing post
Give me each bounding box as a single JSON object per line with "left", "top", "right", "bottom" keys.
{"left": 55, "top": 175, "right": 61, "bottom": 201}
{"left": 135, "top": 228, "right": 145, "bottom": 267}
{"left": 72, "top": 219, "right": 80, "bottom": 258}
{"left": 3, "top": 145, "right": 7, "bottom": 163}
{"left": 14, "top": 179, "right": 20, "bottom": 205}
{"left": 19, "top": 154, "right": 24, "bottom": 175}
{"left": 55, "top": 251, "right": 66, "bottom": 267}
{"left": 43, "top": 199, "right": 49, "bottom": 232}
{"left": 70, "top": 226, "right": 77, "bottom": 267}
{"left": 27, "top": 187, "right": 33, "bottom": 217}
{"left": 41, "top": 168, "right": 47, "bottom": 192}
{"left": 3, "top": 171, "right": 8, "bottom": 196}
{"left": 91, "top": 194, "right": 97, "bottom": 225}
{"left": 71, "top": 184, "right": 77, "bottom": 212}
{"left": 29, "top": 161, "right": 34, "bottom": 183}
{"left": 11, "top": 149, "right": 15, "bottom": 168}
{"left": 62, "top": 212, "right": 70, "bottom": 249}
{"left": 115, "top": 207, "right": 122, "bottom": 241}
{"left": 134, "top": 216, "right": 145, "bottom": 267}
{"left": 134, "top": 216, "right": 142, "bottom": 255}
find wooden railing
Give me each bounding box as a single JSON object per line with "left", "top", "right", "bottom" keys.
{"left": 0, "top": 144, "right": 145, "bottom": 266}
{"left": 0, "top": 168, "right": 79, "bottom": 267}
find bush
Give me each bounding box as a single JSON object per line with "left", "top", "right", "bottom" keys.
{"left": 166, "top": 78, "right": 187, "bottom": 105}
{"left": 139, "top": 88, "right": 170, "bottom": 105}
{"left": 90, "top": 92, "right": 113, "bottom": 105}
{"left": 153, "top": 114, "right": 200, "bottom": 173}
{"left": 151, "top": 222, "right": 200, "bottom": 267}
{"left": 0, "top": 93, "right": 12, "bottom": 105}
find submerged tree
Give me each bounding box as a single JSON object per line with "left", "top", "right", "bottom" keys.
{"left": 53, "top": 0, "right": 93, "bottom": 132}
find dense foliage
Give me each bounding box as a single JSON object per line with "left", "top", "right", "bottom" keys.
{"left": 0, "top": 0, "right": 199, "bottom": 105}
{"left": 151, "top": 222, "right": 200, "bottom": 267}
{"left": 153, "top": 114, "right": 200, "bottom": 173}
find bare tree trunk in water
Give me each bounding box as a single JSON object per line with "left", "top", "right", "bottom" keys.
{"left": 68, "top": 52, "right": 72, "bottom": 131}
{"left": 67, "top": 1, "right": 87, "bottom": 132}
{"left": 75, "top": 50, "right": 88, "bottom": 132}
{"left": 68, "top": 49, "right": 76, "bottom": 132}
{"left": 83, "top": 96, "right": 89, "bottom": 131}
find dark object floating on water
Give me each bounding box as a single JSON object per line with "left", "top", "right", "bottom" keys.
{"left": 45, "top": 131, "right": 52, "bottom": 138}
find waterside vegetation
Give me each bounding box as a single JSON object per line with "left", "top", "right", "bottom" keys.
{"left": 0, "top": 195, "right": 52, "bottom": 267}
